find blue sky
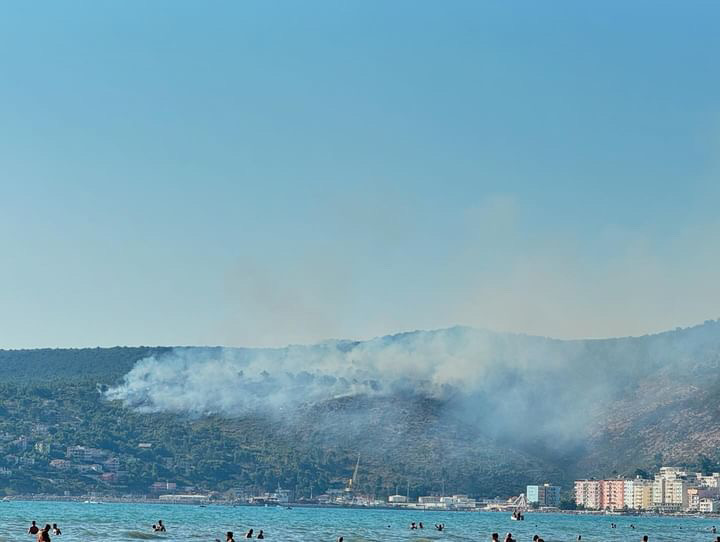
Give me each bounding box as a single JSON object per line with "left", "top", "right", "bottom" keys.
{"left": 1, "top": 1, "right": 719, "bottom": 348}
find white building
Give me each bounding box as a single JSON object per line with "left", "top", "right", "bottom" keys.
{"left": 652, "top": 467, "right": 695, "bottom": 512}
{"left": 699, "top": 498, "right": 719, "bottom": 513}
{"left": 696, "top": 473, "right": 720, "bottom": 488}
{"left": 388, "top": 494, "right": 408, "bottom": 504}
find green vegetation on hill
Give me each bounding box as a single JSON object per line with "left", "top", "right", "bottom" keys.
{"left": 2, "top": 321, "right": 720, "bottom": 499}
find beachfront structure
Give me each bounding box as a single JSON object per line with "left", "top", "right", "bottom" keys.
{"left": 574, "top": 480, "right": 601, "bottom": 509}
{"left": 600, "top": 479, "right": 626, "bottom": 510}
{"left": 526, "top": 484, "right": 561, "bottom": 507}
{"left": 699, "top": 498, "right": 720, "bottom": 513}
{"left": 652, "top": 467, "right": 693, "bottom": 512}
{"left": 625, "top": 478, "right": 653, "bottom": 510}
{"left": 388, "top": 494, "right": 408, "bottom": 503}
{"left": 576, "top": 478, "right": 646, "bottom": 510}
{"left": 440, "top": 495, "right": 477, "bottom": 509}
{"left": 416, "top": 495, "right": 476, "bottom": 510}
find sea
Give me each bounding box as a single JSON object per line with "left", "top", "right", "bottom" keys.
{"left": 0, "top": 501, "right": 718, "bottom": 542}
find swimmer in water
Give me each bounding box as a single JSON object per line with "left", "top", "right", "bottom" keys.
{"left": 28, "top": 521, "right": 40, "bottom": 535}
{"left": 419, "top": 522, "right": 424, "bottom": 529}
{"left": 52, "top": 524, "right": 61, "bottom": 535}
{"left": 337, "top": 538, "right": 344, "bottom": 542}
{"left": 410, "top": 522, "right": 417, "bottom": 530}
{"left": 504, "top": 533, "right": 515, "bottom": 542}
{"left": 257, "top": 531, "right": 264, "bottom": 540}
{"left": 38, "top": 525, "right": 51, "bottom": 542}
{"left": 157, "top": 521, "right": 166, "bottom": 532}
{"left": 642, "top": 536, "right": 648, "bottom": 541}
{"left": 491, "top": 534, "right": 499, "bottom": 542}
{"left": 245, "top": 529, "right": 253, "bottom": 539}
{"left": 533, "top": 536, "right": 539, "bottom": 541}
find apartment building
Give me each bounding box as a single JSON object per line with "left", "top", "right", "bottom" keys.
{"left": 574, "top": 480, "right": 601, "bottom": 509}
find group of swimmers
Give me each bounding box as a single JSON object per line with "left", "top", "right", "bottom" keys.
{"left": 223, "top": 528, "right": 265, "bottom": 540}
{"left": 27, "top": 521, "right": 61, "bottom": 542}
{"left": 409, "top": 521, "right": 445, "bottom": 531}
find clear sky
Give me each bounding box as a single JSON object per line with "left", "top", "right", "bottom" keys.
{"left": 1, "top": 1, "right": 719, "bottom": 348}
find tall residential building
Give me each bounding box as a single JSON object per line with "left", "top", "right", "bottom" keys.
{"left": 526, "top": 484, "right": 561, "bottom": 507}
{"left": 652, "top": 467, "right": 695, "bottom": 512}
{"left": 600, "top": 479, "right": 626, "bottom": 510}
{"left": 574, "top": 480, "right": 601, "bottom": 509}
{"left": 631, "top": 479, "right": 653, "bottom": 510}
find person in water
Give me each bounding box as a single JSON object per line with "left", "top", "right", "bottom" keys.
{"left": 226, "top": 531, "right": 235, "bottom": 542}
{"left": 503, "top": 533, "right": 515, "bottom": 542}
{"left": 257, "top": 531, "right": 264, "bottom": 540}
{"left": 491, "top": 534, "right": 499, "bottom": 542}
{"left": 28, "top": 521, "right": 40, "bottom": 535}
{"left": 157, "top": 520, "right": 166, "bottom": 532}
{"left": 642, "top": 536, "right": 648, "bottom": 541}
{"left": 51, "top": 524, "right": 61, "bottom": 535}
{"left": 533, "top": 536, "right": 539, "bottom": 541}
{"left": 419, "top": 522, "right": 424, "bottom": 529}
{"left": 37, "top": 524, "right": 51, "bottom": 542}
{"left": 245, "top": 529, "right": 253, "bottom": 539}
{"left": 410, "top": 522, "right": 417, "bottom": 530}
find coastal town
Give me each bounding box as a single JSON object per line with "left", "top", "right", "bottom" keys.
{"left": 4, "top": 436, "right": 720, "bottom": 516}
{"left": 574, "top": 467, "right": 720, "bottom": 513}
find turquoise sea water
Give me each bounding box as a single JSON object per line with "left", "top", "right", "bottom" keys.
{"left": 0, "top": 502, "right": 718, "bottom": 542}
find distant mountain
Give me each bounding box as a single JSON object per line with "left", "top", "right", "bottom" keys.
{"left": 1, "top": 322, "right": 720, "bottom": 498}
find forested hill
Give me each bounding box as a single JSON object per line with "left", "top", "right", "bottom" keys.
{"left": 1, "top": 322, "right": 720, "bottom": 500}
{"left": 0, "top": 346, "right": 170, "bottom": 382}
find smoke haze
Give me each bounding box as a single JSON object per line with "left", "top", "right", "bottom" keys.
{"left": 107, "top": 323, "right": 720, "bottom": 452}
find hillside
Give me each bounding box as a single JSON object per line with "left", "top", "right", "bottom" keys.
{"left": 1, "top": 322, "right": 720, "bottom": 498}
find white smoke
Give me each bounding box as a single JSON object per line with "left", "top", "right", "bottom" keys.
{"left": 106, "top": 326, "right": 639, "bottom": 447}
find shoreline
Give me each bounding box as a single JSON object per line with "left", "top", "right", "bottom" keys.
{"left": 3, "top": 496, "right": 720, "bottom": 519}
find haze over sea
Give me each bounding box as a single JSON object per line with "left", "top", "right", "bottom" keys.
{"left": 0, "top": 502, "right": 718, "bottom": 542}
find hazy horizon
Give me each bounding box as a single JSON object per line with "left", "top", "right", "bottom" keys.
{"left": 2, "top": 318, "right": 719, "bottom": 351}
{"left": 1, "top": 1, "right": 719, "bottom": 349}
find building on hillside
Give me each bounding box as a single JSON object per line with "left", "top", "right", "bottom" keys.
{"left": 103, "top": 457, "right": 120, "bottom": 472}
{"left": 527, "top": 484, "right": 561, "bottom": 507}
{"left": 66, "top": 446, "right": 105, "bottom": 463}
{"left": 574, "top": 480, "right": 601, "bottom": 509}
{"left": 696, "top": 473, "right": 720, "bottom": 488}
{"left": 50, "top": 459, "right": 72, "bottom": 470}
